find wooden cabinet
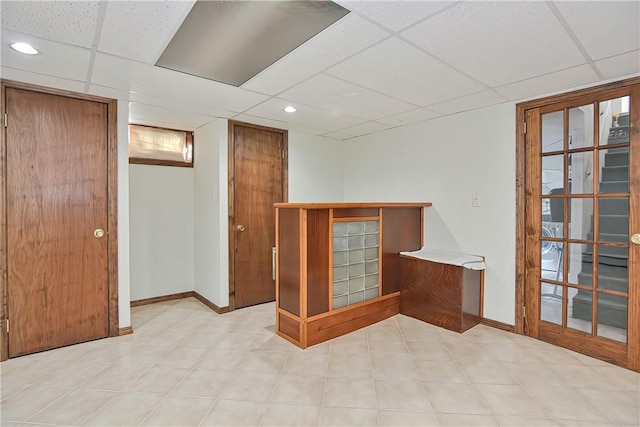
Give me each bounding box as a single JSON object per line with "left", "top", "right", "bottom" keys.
{"left": 274, "top": 202, "right": 431, "bottom": 348}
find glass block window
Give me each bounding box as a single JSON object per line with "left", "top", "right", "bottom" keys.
{"left": 129, "top": 124, "right": 194, "bottom": 167}
{"left": 332, "top": 220, "right": 379, "bottom": 309}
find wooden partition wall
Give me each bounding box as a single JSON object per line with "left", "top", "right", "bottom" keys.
{"left": 274, "top": 202, "right": 430, "bottom": 348}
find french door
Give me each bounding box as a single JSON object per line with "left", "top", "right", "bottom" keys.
{"left": 520, "top": 79, "right": 639, "bottom": 370}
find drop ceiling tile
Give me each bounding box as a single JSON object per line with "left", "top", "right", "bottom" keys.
{"left": 1, "top": 30, "right": 91, "bottom": 81}
{"left": 135, "top": 66, "right": 269, "bottom": 113}
{"left": 335, "top": 121, "right": 390, "bottom": 138}
{"left": 99, "top": 1, "right": 195, "bottom": 64}
{"left": 128, "top": 92, "right": 236, "bottom": 119}
{"left": 337, "top": 0, "right": 455, "bottom": 32}
{"left": 0, "top": 1, "right": 99, "bottom": 48}
{"left": 244, "top": 98, "right": 364, "bottom": 132}
{"left": 233, "top": 114, "right": 328, "bottom": 136}
{"left": 242, "top": 14, "right": 389, "bottom": 95}
{"left": 327, "top": 38, "right": 485, "bottom": 106}
{"left": 595, "top": 50, "right": 640, "bottom": 79}
{"left": 280, "top": 74, "right": 415, "bottom": 120}
{"left": 495, "top": 65, "right": 599, "bottom": 101}
{"left": 377, "top": 108, "right": 440, "bottom": 127}
{"left": 402, "top": 1, "right": 585, "bottom": 87}
{"left": 129, "top": 102, "right": 213, "bottom": 131}
{"left": 88, "top": 84, "right": 130, "bottom": 101}
{"left": 555, "top": 1, "right": 639, "bottom": 61}
{"left": 427, "top": 90, "right": 507, "bottom": 115}
{"left": 1, "top": 66, "right": 85, "bottom": 93}
{"left": 322, "top": 131, "right": 352, "bottom": 140}
{"left": 90, "top": 52, "right": 137, "bottom": 90}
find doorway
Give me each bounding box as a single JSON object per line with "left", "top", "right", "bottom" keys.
{"left": 1, "top": 81, "right": 118, "bottom": 360}
{"left": 228, "top": 121, "right": 288, "bottom": 310}
{"left": 516, "top": 77, "right": 639, "bottom": 371}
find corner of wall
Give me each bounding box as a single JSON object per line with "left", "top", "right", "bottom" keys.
{"left": 117, "top": 100, "right": 131, "bottom": 328}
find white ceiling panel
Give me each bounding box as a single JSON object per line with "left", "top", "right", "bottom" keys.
{"left": 427, "top": 90, "right": 507, "bottom": 116}
{"left": 595, "top": 51, "right": 640, "bottom": 80}
{"left": 99, "top": 1, "right": 196, "bottom": 64}
{"left": 0, "top": 1, "right": 99, "bottom": 48}
{"left": 88, "top": 84, "right": 130, "bottom": 101}
{"left": 90, "top": 52, "right": 137, "bottom": 90}
{"left": 335, "top": 121, "right": 391, "bottom": 138}
{"left": 244, "top": 98, "right": 364, "bottom": 132}
{"left": 377, "top": 108, "right": 440, "bottom": 127}
{"left": 1, "top": 66, "right": 85, "bottom": 93}
{"left": 242, "top": 14, "right": 389, "bottom": 95}
{"left": 1, "top": 30, "right": 91, "bottom": 81}
{"left": 496, "top": 65, "right": 599, "bottom": 101}
{"left": 280, "top": 74, "right": 415, "bottom": 120}
{"left": 128, "top": 92, "right": 236, "bottom": 120}
{"left": 337, "top": 0, "right": 456, "bottom": 32}
{"left": 322, "top": 130, "right": 352, "bottom": 140}
{"left": 327, "top": 38, "right": 485, "bottom": 106}
{"left": 232, "top": 113, "right": 328, "bottom": 136}
{"left": 128, "top": 64, "right": 269, "bottom": 113}
{"left": 129, "top": 102, "right": 213, "bottom": 131}
{"left": 555, "top": 1, "right": 640, "bottom": 61}
{"left": 402, "top": 2, "right": 586, "bottom": 87}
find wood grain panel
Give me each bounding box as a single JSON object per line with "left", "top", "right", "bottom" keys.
{"left": 228, "top": 121, "right": 287, "bottom": 310}
{"left": 400, "top": 256, "right": 482, "bottom": 333}
{"left": 278, "top": 208, "right": 301, "bottom": 316}
{"left": 278, "top": 311, "right": 300, "bottom": 343}
{"left": 306, "top": 293, "right": 400, "bottom": 346}
{"left": 628, "top": 84, "right": 640, "bottom": 371}
{"left": 307, "top": 210, "right": 329, "bottom": 317}
{"left": 6, "top": 88, "right": 109, "bottom": 357}
{"left": 232, "top": 123, "right": 283, "bottom": 308}
{"left": 381, "top": 208, "right": 422, "bottom": 295}
{"left": 333, "top": 208, "right": 379, "bottom": 218}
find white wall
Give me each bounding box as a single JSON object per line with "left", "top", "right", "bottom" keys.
{"left": 129, "top": 164, "right": 194, "bottom": 301}
{"left": 343, "top": 103, "right": 517, "bottom": 324}
{"left": 193, "top": 119, "right": 229, "bottom": 307}
{"left": 288, "top": 132, "right": 344, "bottom": 202}
{"left": 117, "top": 100, "right": 131, "bottom": 328}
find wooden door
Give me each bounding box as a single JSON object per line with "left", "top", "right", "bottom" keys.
{"left": 4, "top": 87, "right": 110, "bottom": 357}
{"left": 520, "top": 80, "right": 639, "bottom": 370}
{"left": 229, "top": 121, "right": 287, "bottom": 309}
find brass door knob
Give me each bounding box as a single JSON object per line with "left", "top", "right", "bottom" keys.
{"left": 236, "top": 224, "right": 245, "bottom": 232}
{"left": 94, "top": 228, "right": 105, "bottom": 238}
{"left": 631, "top": 234, "right": 640, "bottom": 245}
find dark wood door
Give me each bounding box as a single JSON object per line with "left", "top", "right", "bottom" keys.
{"left": 230, "top": 122, "right": 287, "bottom": 309}
{"left": 6, "top": 88, "right": 109, "bottom": 357}
{"left": 522, "top": 82, "right": 639, "bottom": 370}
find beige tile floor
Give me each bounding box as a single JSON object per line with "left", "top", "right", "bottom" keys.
{"left": 1, "top": 297, "right": 638, "bottom": 426}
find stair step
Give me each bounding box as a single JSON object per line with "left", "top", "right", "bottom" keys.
{"left": 586, "top": 232, "right": 629, "bottom": 243}
{"left": 601, "top": 166, "right": 628, "bottom": 182}
{"left": 600, "top": 181, "right": 629, "bottom": 193}
{"left": 598, "top": 198, "right": 629, "bottom": 215}
{"left": 581, "top": 261, "right": 628, "bottom": 279}
{"left": 596, "top": 215, "right": 629, "bottom": 235}
{"left": 604, "top": 149, "right": 629, "bottom": 166}
{"left": 572, "top": 291, "right": 627, "bottom": 328}
{"left": 606, "top": 126, "right": 630, "bottom": 144}
{"left": 577, "top": 272, "right": 628, "bottom": 293}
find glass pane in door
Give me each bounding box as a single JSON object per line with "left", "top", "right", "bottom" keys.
{"left": 542, "top": 110, "right": 564, "bottom": 153}
{"left": 597, "top": 293, "right": 627, "bottom": 344}
{"left": 569, "top": 104, "right": 594, "bottom": 150}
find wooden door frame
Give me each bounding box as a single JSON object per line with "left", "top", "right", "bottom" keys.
{"left": 515, "top": 76, "right": 640, "bottom": 370}
{"left": 227, "top": 120, "right": 288, "bottom": 311}
{"left": 0, "top": 80, "right": 119, "bottom": 361}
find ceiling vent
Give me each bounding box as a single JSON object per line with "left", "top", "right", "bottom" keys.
{"left": 156, "top": 1, "right": 349, "bottom": 87}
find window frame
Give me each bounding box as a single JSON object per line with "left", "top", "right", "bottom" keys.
{"left": 128, "top": 123, "right": 194, "bottom": 168}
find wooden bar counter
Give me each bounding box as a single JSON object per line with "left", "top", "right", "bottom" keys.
{"left": 274, "top": 202, "right": 431, "bottom": 348}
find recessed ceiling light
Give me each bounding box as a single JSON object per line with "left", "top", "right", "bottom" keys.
{"left": 10, "top": 42, "right": 39, "bottom": 55}
{"left": 284, "top": 106, "right": 297, "bottom": 113}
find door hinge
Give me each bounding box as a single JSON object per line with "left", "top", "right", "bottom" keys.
{"left": 5, "top": 318, "right": 9, "bottom": 333}
{"left": 282, "top": 150, "right": 284, "bottom": 159}
{"left": 523, "top": 122, "right": 527, "bottom": 134}
{"left": 522, "top": 306, "right": 526, "bottom": 318}
{"left": 4, "top": 113, "right": 7, "bottom": 128}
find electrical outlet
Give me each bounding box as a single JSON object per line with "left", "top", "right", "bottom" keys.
{"left": 472, "top": 194, "right": 480, "bottom": 207}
